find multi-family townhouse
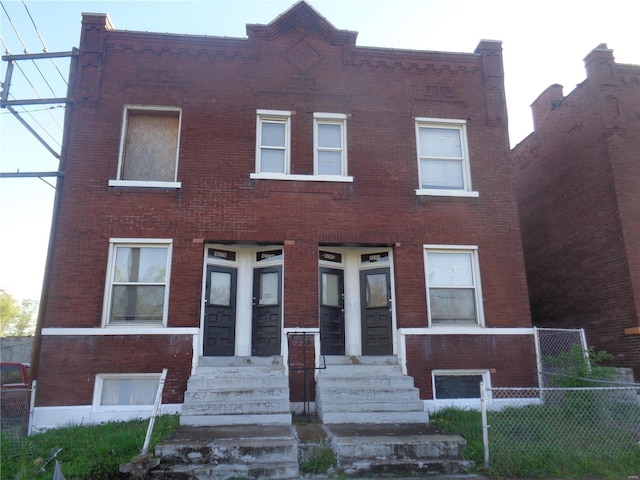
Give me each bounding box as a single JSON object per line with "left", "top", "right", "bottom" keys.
{"left": 31, "top": 1, "right": 537, "bottom": 430}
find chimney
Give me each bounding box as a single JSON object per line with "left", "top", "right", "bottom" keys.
{"left": 584, "top": 43, "right": 616, "bottom": 84}
{"left": 530, "top": 84, "right": 564, "bottom": 132}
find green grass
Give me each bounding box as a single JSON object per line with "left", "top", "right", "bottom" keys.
{"left": 431, "top": 406, "right": 640, "bottom": 479}
{"left": 0, "top": 414, "right": 180, "bottom": 480}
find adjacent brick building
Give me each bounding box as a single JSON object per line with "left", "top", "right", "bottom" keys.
{"left": 513, "top": 45, "right": 640, "bottom": 381}
{"left": 32, "top": 2, "right": 537, "bottom": 429}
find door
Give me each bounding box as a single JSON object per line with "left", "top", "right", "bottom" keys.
{"left": 360, "top": 267, "right": 393, "bottom": 355}
{"left": 320, "top": 267, "right": 345, "bottom": 355}
{"left": 204, "top": 265, "right": 237, "bottom": 356}
{"left": 252, "top": 266, "right": 282, "bottom": 356}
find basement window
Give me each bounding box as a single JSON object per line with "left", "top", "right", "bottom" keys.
{"left": 432, "top": 370, "right": 489, "bottom": 400}
{"left": 109, "top": 106, "right": 182, "bottom": 188}
{"left": 94, "top": 373, "right": 160, "bottom": 408}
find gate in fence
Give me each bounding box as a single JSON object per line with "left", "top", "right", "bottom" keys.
{"left": 533, "top": 327, "right": 587, "bottom": 388}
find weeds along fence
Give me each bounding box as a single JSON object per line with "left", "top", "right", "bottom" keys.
{"left": 480, "top": 383, "right": 640, "bottom": 474}
{"left": 1, "top": 384, "right": 34, "bottom": 457}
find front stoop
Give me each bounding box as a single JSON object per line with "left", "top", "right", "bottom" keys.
{"left": 316, "top": 356, "right": 429, "bottom": 424}
{"left": 322, "top": 423, "right": 475, "bottom": 477}
{"left": 152, "top": 425, "right": 300, "bottom": 480}
{"left": 181, "top": 356, "right": 292, "bottom": 427}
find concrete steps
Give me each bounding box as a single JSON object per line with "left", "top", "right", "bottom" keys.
{"left": 316, "top": 356, "right": 429, "bottom": 424}
{"left": 152, "top": 423, "right": 473, "bottom": 480}
{"left": 152, "top": 425, "right": 299, "bottom": 480}
{"left": 323, "top": 423, "right": 474, "bottom": 477}
{"left": 180, "top": 356, "right": 292, "bottom": 427}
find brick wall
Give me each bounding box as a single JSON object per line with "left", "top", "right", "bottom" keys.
{"left": 513, "top": 45, "right": 640, "bottom": 380}
{"left": 405, "top": 335, "right": 538, "bottom": 399}
{"left": 36, "top": 335, "right": 192, "bottom": 406}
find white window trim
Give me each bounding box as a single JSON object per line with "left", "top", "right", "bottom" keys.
{"left": 93, "top": 373, "right": 161, "bottom": 411}
{"left": 313, "top": 112, "right": 348, "bottom": 177}
{"left": 256, "top": 109, "right": 291, "bottom": 175}
{"left": 415, "top": 117, "right": 477, "bottom": 197}
{"left": 432, "top": 369, "right": 491, "bottom": 400}
{"left": 250, "top": 172, "right": 354, "bottom": 182}
{"left": 102, "top": 238, "right": 173, "bottom": 328}
{"left": 423, "top": 245, "right": 485, "bottom": 327}
{"left": 112, "top": 105, "right": 182, "bottom": 189}
{"left": 251, "top": 110, "right": 354, "bottom": 183}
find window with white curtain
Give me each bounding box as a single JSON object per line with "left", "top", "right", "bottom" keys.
{"left": 415, "top": 119, "right": 477, "bottom": 197}
{"left": 95, "top": 374, "right": 160, "bottom": 408}
{"left": 424, "top": 246, "right": 484, "bottom": 326}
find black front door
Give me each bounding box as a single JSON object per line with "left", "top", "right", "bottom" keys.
{"left": 252, "top": 266, "right": 282, "bottom": 356}
{"left": 204, "top": 265, "right": 237, "bottom": 356}
{"left": 360, "top": 267, "right": 393, "bottom": 356}
{"left": 320, "top": 267, "right": 345, "bottom": 355}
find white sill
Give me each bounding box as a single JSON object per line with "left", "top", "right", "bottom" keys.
{"left": 416, "top": 189, "right": 479, "bottom": 198}
{"left": 250, "top": 173, "right": 354, "bottom": 182}
{"left": 109, "top": 180, "right": 182, "bottom": 189}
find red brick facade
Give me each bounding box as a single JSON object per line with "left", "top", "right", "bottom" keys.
{"left": 513, "top": 45, "right": 640, "bottom": 380}
{"left": 34, "top": 2, "right": 535, "bottom": 415}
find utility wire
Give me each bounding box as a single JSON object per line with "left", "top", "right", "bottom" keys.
{"left": 0, "top": 0, "right": 29, "bottom": 54}
{"left": 0, "top": 34, "right": 11, "bottom": 54}
{"left": 1, "top": 0, "right": 64, "bottom": 108}
{"left": 22, "top": 0, "right": 67, "bottom": 85}
{"left": 7, "top": 92, "right": 63, "bottom": 148}
{"left": 0, "top": 104, "right": 65, "bottom": 115}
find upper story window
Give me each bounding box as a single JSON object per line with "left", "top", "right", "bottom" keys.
{"left": 424, "top": 246, "right": 484, "bottom": 326}
{"left": 109, "top": 106, "right": 182, "bottom": 189}
{"left": 251, "top": 110, "right": 352, "bottom": 183}
{"left": 102, "top": 239, "right": 172, "bottom": 326}
{"left": 255, "top": 110, "right": 291, "bottom": 175}
{"left": 314, "top": 113, "right": 347, "bottom": 176}
{"left": 415, "top": 119, "right": 477, "bottom": 197}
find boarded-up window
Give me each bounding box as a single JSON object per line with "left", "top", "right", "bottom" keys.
{"left": 121, "top": 110, "right": 179, "bottom": 182}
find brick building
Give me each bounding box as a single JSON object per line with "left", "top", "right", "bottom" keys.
{"left": 32, "top": 2, "right": 537, "bottom": 430}
{"left": 513, "top": 45, "right": 640, "bottom": 381}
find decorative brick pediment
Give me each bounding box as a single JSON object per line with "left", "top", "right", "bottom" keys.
{"left": 247, "top": 0, "right": 357, "bottom": 47}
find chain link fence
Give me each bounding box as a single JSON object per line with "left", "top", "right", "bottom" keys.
{"left": 1, "top": 385, "right": 33, "bottom": 459}
{"left": 1, "top": 387, "right": 31, "bottom": 434}
{"left": 481, "top": 384, "right": 640, "bottom": 475}
{"left": 534, "top": 327, "right": 587, "bottom": 388}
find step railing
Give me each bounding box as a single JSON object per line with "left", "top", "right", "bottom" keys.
{"left": 286, "top": 332, "right": 326, "bottom": 419}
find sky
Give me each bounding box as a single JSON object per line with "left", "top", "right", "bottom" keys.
{"left": 0, "top": 0, "right": 638, "bottom": 302}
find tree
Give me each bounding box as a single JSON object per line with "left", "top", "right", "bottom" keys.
{"left": 0, "top": 291, "right": 37, "bottom": 337}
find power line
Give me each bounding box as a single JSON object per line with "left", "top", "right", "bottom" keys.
{"left": 6, "top": 92, "right": 63, "bottom": 148}
{"left": 0, "top": 104, "right": 65, "bottom": 115}
{"left": 21, "top": 0, "right": 67, "bottom": 85}
{"left": 0, "top": 0, "right": 29, "bottom": 54}
{"left": 1, "top": 0, "right": 65, "bottom": 126}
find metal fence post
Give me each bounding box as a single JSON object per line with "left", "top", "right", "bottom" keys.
{"left": 28, "top": 379, "right": 37, "bottom": 436}
{"left": 480, "top": 382, "right": 489, "bottom": 468}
